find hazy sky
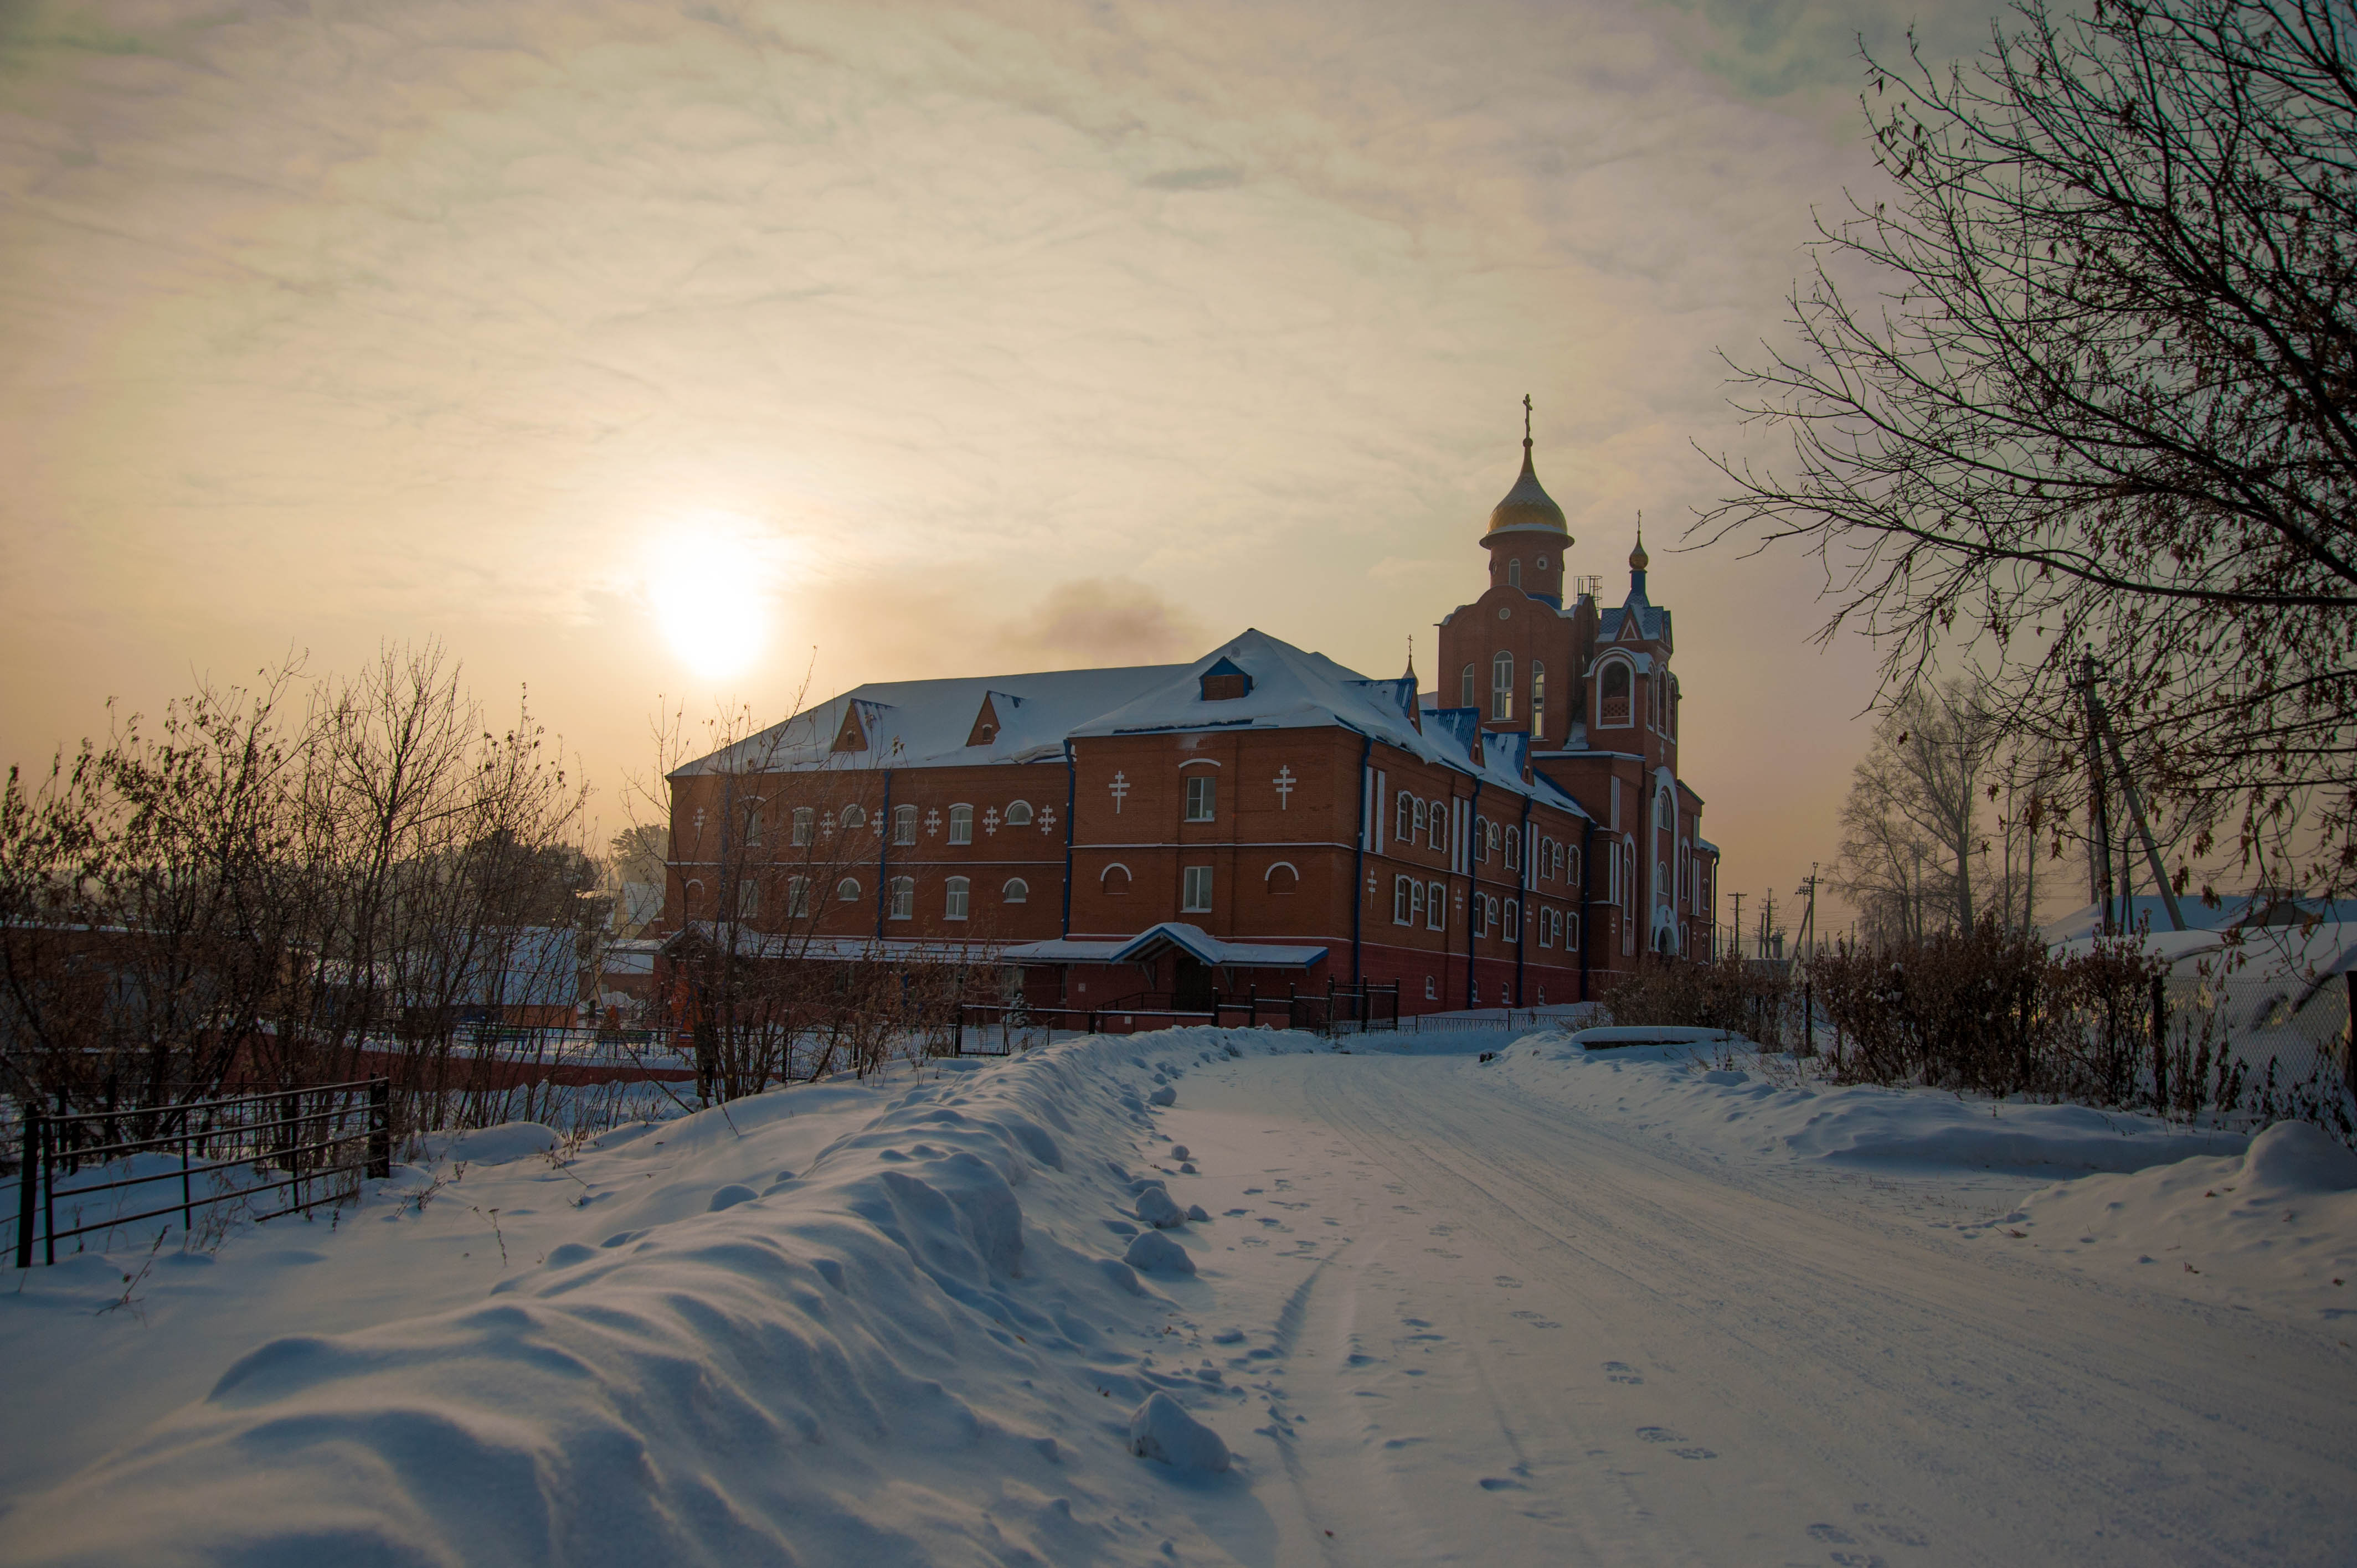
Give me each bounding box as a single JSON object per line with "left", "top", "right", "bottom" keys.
{"left": 0, "top": 0, "right": 2001, "bottom": 934}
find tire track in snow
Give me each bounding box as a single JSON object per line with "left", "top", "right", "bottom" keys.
{"left": 1297, "top": 1052, "right": 2357, "bottom": 1567}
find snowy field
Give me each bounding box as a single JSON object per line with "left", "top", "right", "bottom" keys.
{"left": 2, "top": 1027, "right": 2353, "bottom": 1565}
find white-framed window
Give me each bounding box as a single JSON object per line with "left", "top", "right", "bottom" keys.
{"left": 1185, "top": 775, "right": 1216, "bottom": 823}
{"left": 1531, "top": 662, "right": 1546, "bottom": 736}
{"left": 1566, "top": 910, "right": 1580, "bottom": 951}
{"left": 1460, "top": 664, "right": 1476, "bottom": 708}
{"left": 1504, "top": 896, "right": 1520, "bottom": 934}
{"left": 1005, "top": 800, "right": 1033, "bottom": 826}
{"left": 1425, "top": 976, "right": 1437, "bottom": 1000}
{"left": 840, "top": 803, "right": 866, "bottom": 831}
{"left": 737, "top": 878, "right": 759, "bottom": 920}
{"left": 1505, "top": 826, "right": 1521, "bottom": 871}
{"left": 836, "top": 876, "right": 861, "bottom": 902}
{"left": 948, "top": 804, "right": 974, "bottom": 844}
{"left": 787, "top": 876, "right": 812, "bottom": 917}
{"left": 1427, "top": 880, "right": 1446, "bottom": 931}
{"left": 1540, "top": 908, "right": 1555, "bottom": 948}
{"left": 944, "top": 876, "right": 970, "bottom": 920}
{"left": 1600, "top": 659, "right": 1633, "bottom": 726}
{"left": 1568, "top": 843, "right": 1582, "bottom": 885}
{"left": 1413, "top": 798, "right": 1429, "bottom": 839}
{"left": 893, "top": 804, "right": 918, "bottom": 844}
{"left": 1428, "top": 801, "right": 1447, "bottom": 851}
{"left": 1002, "top": 877, "right": 1029, "bottom": 904}
{"left": 791, "top": 807, "right": 815, "bottom": 847}
{"left": 1473, "top": 817, "right": 1489, "bottom": 864}
{"left": 1182, "top": 865, "right": 1213, "bottom": 913}
{"left": 1491, "top": 652, "right": 1514, "bottom": 720}
{"left": 1507, "top": 558, "right": 1522, "bottom": 588}
{"left": 743, "top": 806, "right": 765, "bottom": 847}
{"left": 1471, "top": 896, "right": 1488, "bottom": 938}
{"left": 1536, "top": 554, "right": 1548, "bottom": 570}
{"left": 889, "top": 876, "right": 914, "bottom": 921}
{"left": 1394, "top": 875, "right": 1415, "bottom": 926}
{"left": 1396, "top": 790, "right": 1414, "bottom": 842}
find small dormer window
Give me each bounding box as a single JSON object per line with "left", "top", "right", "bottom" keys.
{"left": 1200, "top": 657, "right": 1252, "bottom": 702}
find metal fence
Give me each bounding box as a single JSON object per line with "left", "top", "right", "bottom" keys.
{"left": 955, "top": 982, "right": 1403, "bottom": 1054}
{"left": 2164, "top": 972, "right": 2354, "bottom": 1128}
{"left": 13, "top": 1077, "right": 390, "bottom": 1266}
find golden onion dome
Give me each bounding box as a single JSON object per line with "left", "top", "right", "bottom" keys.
{"left": 1630, "top": 528, "right": 1648, "bottom": 571}
{"left": 1485, "top": 437, "right": 1569, "bottom": 539}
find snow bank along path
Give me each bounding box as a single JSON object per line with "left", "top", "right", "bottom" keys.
{"left": 7, "top": 1025, "right": 2357, "bottom": 1565}
{"left": 3, "top": 1033, "right": 1316, "bottom": 1566}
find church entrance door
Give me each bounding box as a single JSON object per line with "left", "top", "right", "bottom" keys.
{"left": 1174, "top": 957, "right": 1215, "bottom": 1012}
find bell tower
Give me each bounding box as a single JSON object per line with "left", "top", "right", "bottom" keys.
{"left": 1482, "top": 394, "right": 1572, "bottom": 607}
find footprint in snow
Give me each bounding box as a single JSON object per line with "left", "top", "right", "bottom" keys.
{"left": 1477, "top": 1477, "right": 1528, "bottom": 1492}
{"left": 1494, "top": 1276, "right": 1523, "bottom": 1288}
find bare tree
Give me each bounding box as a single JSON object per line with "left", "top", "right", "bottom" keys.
{"left": 1708, "top": 0, "right": 2357, "bottom": 898}
{"left": 1834, "top": 679, "right": 2010, "bottom": 942}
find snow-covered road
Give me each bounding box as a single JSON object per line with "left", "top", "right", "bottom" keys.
{"left": 6, "top": 1030, "right": 2352, "bottom": 1567}
{"left": 1159, "top": 1048, "right": 2356, "bottom": 1567}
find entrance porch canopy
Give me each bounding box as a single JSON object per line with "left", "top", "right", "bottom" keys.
{"left": 999, "top": 922, "right": 1326, "bottom": 971}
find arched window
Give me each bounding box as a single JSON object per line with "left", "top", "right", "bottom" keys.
{"left": 840, "top": 803, "right": 866, "bottom": 831}
{"left": 948, "top": 804, "right": 974, "bottom": 844}
{"left": 1412, "top": 798, "right": 1429, "bottom": 838}
{"left": 1568, "top": 844, "right": 1582, "bottom": 885}
{"left": 1530, "top": 663, "right": 1546, "bottom": 737}
{"left": 1266, "top": 862, "right": 1300, "bottom": 895}
{"left": 1491, "top": 652, "right": 1514, "bottom": 720}
{"left": 1460, "top": 664, "right": 1476, "bottom": 708}
{"left": 787, "top": 876, "right": 812, "bottom": 917}
{"left": 1600, "top": 661, "right": 1632, "bottom": 725}
{"left": 1102, "top": 863, "right": 1133, "bottom": 896}
{"left": 893, "top": 804, "right": 918, "bottom": 844}
{"left": 835, "top": 876, "right": 861, "bottom": 902}
{"left": 1471, "top": 896, "right": 1489, "bottom": 937}
{"left": 684, "top": 877, "right": 704, "bottom": 912}
{"left": 1506, "top": 559, "right": 1522, "bottom": 588}
{"left": 1002, "top": 877, "right": 1029, "bottom": 904}
{"left": 889, "top": 876, "right": 915, "bottom": 920}
{"left": 743, "top": 806, "right": 765, "bottom": 847}
{"left": 1004, "top": 800, "right": 1033, "bottom": 827}
{"left": 1505, "top": 826, "right": 1521, "bottom": 870}
{"left": 1396, "top": 790, "right": 1414, "bottom": 841}
{"left": 791, "top": 807, "right": 814, "bottom": 847}
{"left": 1540, "top": 909, "right": 1554, "bottom": 948}
{"left": 1670, "top": 681, "right": 1679, "bottom": 738}
{"left": 1393, "top": 876, "right": 1416, "bottom": 925}
{"left": 1473, "top": 817, "right": 1489, "bottom": 863}
{"left": 944, "top": 877, "right": 970, "bottom": 920}
{"left": 1428, "top": 801, "right": 1447, "bottom": 851}
{"left": 737, "top": 879, "right": 760, "bottom": 920}
{"left": 1427, "top": 880, "right": 1446, "bottom": 931}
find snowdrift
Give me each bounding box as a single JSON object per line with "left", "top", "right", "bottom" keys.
{"left": 1493, "top": 1030, "right": 2251, "bottom": 1175}
{"left": 2, "top": 1030, "right": 1321, "bottom": 1567}
{"left": 1968, "top": 1119, "right": 2357, "bottom": 1327}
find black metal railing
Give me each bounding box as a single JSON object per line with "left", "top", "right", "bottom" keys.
{"left": 954, "top": 979, "right": 1403, "bottom": 1053}
{"left": 13, "top": 1078, "right": 390, "bottom": 1267}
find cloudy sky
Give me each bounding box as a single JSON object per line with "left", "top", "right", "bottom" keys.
{"left": 0, "top": 0, "right": 2000, "bottom": 931}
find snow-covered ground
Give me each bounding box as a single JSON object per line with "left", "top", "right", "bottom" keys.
{"left": 3, "top": 1027, "right": 2354, "bottom": 1565}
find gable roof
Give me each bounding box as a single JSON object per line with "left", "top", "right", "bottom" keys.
{"left": 673, "top": 628, "right": 1591, "bottom": 818}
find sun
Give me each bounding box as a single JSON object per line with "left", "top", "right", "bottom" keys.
{"left": 645, "top": 513, "right": 778, "bottom": 680}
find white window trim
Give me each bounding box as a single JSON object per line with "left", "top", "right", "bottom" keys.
{"left": 1181, "top": 865, "right": 1214, "bottom": 914}
{"left": 1264, "top": 860, "right": 1300, "bottom": 883}
{"left": 948, "top": 803, "right": 974, "bottom": 845}
{"left": 944, "top": 876, "right": 970, "bottom": 921}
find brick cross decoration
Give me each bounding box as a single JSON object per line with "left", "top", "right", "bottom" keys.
{"left": 1273, "top": 765, "right": 1295, "bottom": 808}
{"left": 1108, "top": 772, "right": 1130, "bottom": 812}
{"left": 1038, "top": 806, "right": 1057, "bottom": 832}
{"left": 924, "top": 808, "right": 941, "bottom": 837}
{"left": 982, "top": 807, "right": 1000, "bottom": 835}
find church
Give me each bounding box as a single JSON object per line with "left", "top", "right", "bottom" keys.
{"left": 656, "top": 415, "right": 1718, "bottom": 1015}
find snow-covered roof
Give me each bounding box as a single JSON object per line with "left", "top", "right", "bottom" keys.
{"left": 680, "top": 628, "right": 1593, "bottom": 817}
{"left": 1000, "top": 921, "right": 1326, "bottom": 970}
{"left": 1071, "top": 630, "right": 1590, "bottom": 817}
{"left": 673, "top": 662, "right": 1188, "bottom": 776}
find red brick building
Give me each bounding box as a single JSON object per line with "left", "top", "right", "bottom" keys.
{"left": 657, "top": 424, "right": 1718, "bottom": 1014}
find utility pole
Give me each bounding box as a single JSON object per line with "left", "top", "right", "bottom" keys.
{"left": 2080, "top": 657, "right": 2185, "bottom": 933}
{"left": 1795, "top": 865, "right": 1819, "bottom": 1054}
{"left": 1730, "top": 891, "right": 1746, "bottom": 963}
{"left": 1760, "top": 891, "right": 1778, "bottom": 962}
